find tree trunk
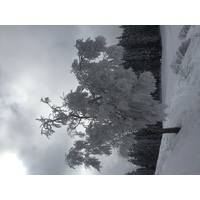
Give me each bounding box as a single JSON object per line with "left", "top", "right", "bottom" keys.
{"left": 146, "top": 127, "right": 181, "bottom": 135}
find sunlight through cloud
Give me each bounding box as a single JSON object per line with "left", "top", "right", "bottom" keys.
{"left": 0, "top": 152, "right": 26, "bottom": 175}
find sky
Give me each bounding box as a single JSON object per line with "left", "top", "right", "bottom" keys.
{"left": 0, "top": 25, "right": 135, "bottom": 175}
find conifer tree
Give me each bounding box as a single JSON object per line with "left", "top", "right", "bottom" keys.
{"left": 118, "top": 25, "right": 162, "bottom": 100}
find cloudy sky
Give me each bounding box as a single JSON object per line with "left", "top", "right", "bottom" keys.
{"left": 0, "top": 25, "right": 135, "bottom": 175}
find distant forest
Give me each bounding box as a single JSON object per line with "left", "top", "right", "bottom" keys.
{"left": 118, "top": 25, "right": 162, "bottom": 175}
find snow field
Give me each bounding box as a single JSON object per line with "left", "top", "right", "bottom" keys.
{"left": 156, "top": 25, "right": 200, "bottom": 174}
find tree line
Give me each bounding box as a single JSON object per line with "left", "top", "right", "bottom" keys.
{"left": 118, "top": 25, "right": 163, "bottom": 175}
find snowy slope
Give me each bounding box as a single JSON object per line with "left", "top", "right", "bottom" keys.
{"left": 156, "top": 25, "right": 200, "bottom": 175}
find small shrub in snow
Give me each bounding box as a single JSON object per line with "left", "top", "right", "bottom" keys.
{"left": 170, "top": 38, "right": 191, "bottom": 78}
{"left": 179, "top": 25, "right": 191, "bottom": 40}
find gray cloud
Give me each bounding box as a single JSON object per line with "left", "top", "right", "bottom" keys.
{"left": 0, "top": 25, "right": 135, "bottom": 175}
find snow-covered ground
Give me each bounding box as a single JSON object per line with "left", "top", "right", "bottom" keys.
{"left": 155, "top": 25, "right": 200, "bottom": 175}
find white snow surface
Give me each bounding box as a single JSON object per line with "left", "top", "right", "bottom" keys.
{"left": 155, "top": 25, "right": 200, "bottom": 175}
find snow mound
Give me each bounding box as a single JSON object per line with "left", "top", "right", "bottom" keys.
{"left": 156, "top": 25, "right": 200, "bottom": 175}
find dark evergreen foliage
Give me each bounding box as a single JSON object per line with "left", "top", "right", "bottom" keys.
{"left": 118, "top": 26, "right": 163, "bottom": 175}
{"left": 118, "top": 25, "right": 162, "bottom": 101}
{"left": 125, "top": 167, "right": 154, "bottom": 175}
{"left": 127, "top": 122, "right": 162, "bottom": 174}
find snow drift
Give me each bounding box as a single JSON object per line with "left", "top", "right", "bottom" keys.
{"left": 156, "top": 25, "right": 200, "bottom": 175}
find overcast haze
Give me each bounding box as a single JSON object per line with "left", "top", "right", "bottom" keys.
{"left": 0, "top": 25, "right": 134, "bottom": 175}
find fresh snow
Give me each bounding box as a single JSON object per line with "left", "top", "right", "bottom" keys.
{"left": 155, "top": 25, "right": 200, "bottom": 175}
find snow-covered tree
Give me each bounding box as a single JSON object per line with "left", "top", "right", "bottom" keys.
{"left": 170, "top": 38, "right": 191, "bottom": 78}
{"left": 37, "top": 36, "right": 179, "bottom": 172}
{"left": 179, "top": 25, "right": 191, "bottom": 40}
